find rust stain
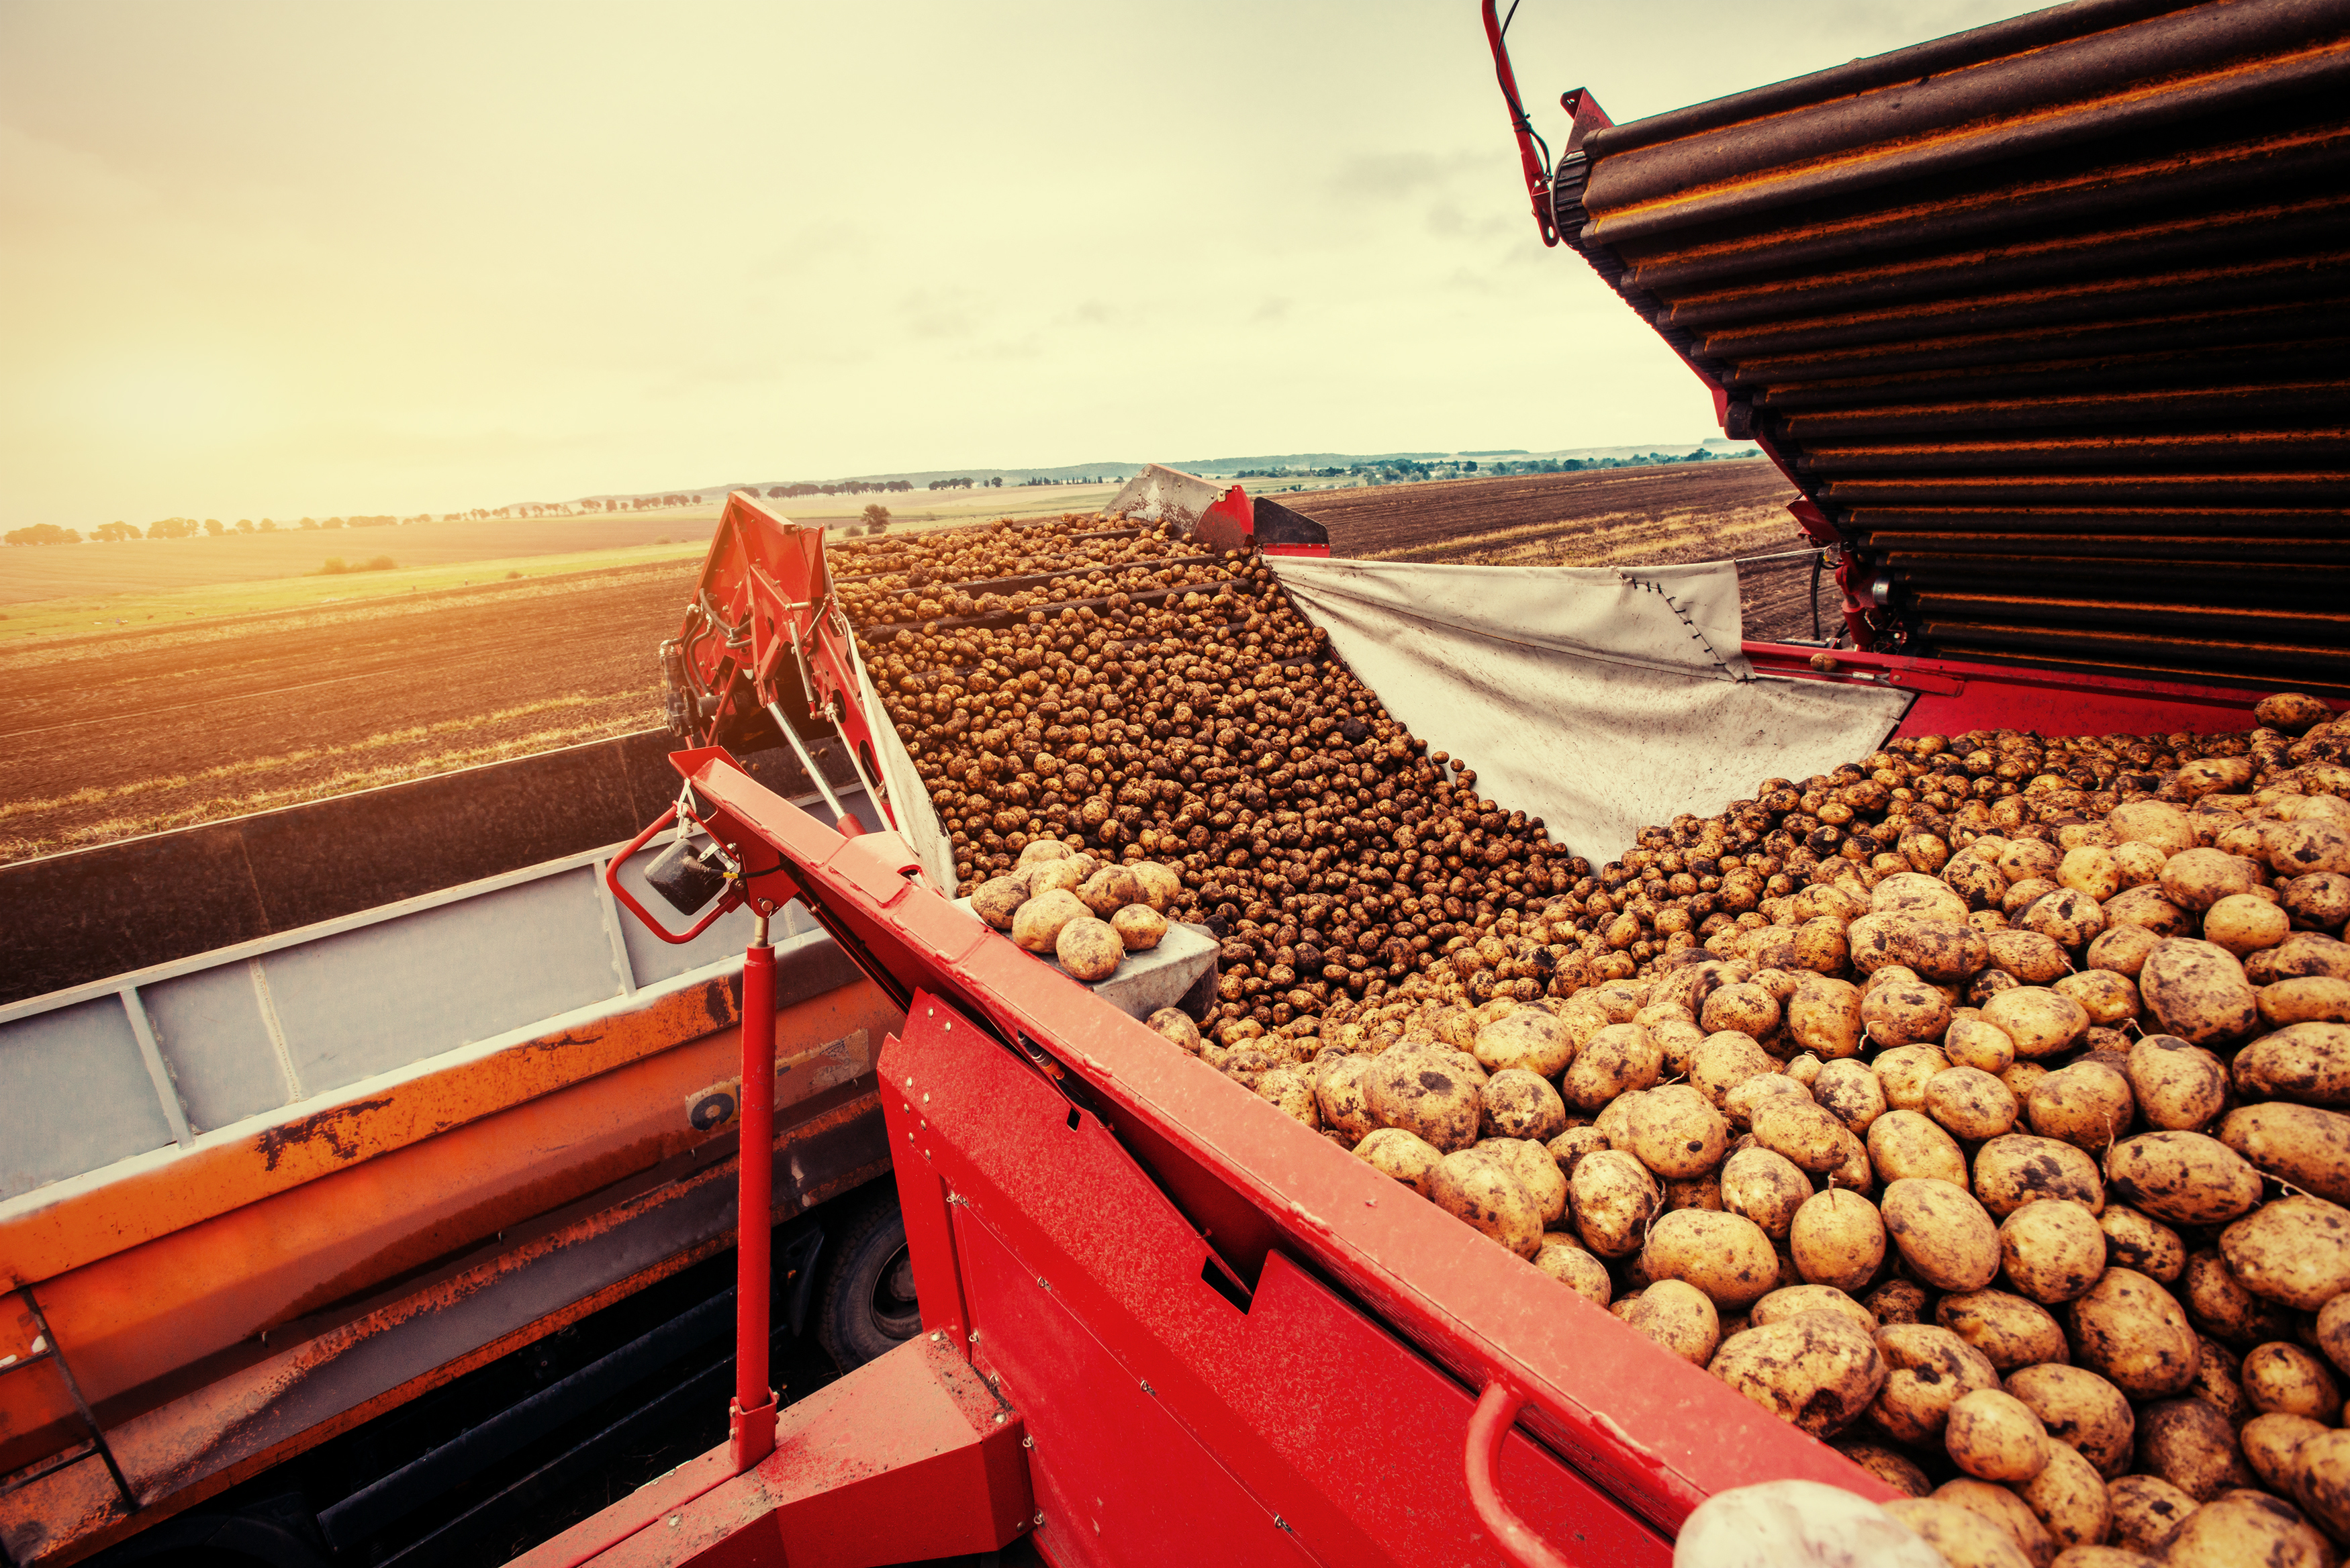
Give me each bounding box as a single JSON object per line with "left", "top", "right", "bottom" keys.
{"left": 252, "top": 1099, "right": 393, "bottom": 1171}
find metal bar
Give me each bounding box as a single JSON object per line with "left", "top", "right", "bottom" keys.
{"left": 728, "top": 927, "right": 779, "bottom": 1471}
{"left": 1466, "top": 1382, "right": 1579, "bottom": 1568}
{"left": 118, "top": 987, "right": 191, "bottom": 1145}
{"left": 588, "top": 857, "right": 639, "bottom": 999}
{"left": 248, "top": 957, "right": 304, "bottom": 1105}
{"left": 15, "top": 1289, "right": 135, "bottom": 1512}
{"left": 766, "top": 701, "right": 849, "bottom": 823}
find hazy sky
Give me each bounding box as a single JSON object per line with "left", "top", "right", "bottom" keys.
{"left": 0, "top": 1, "right": 2053, "bottom": 528}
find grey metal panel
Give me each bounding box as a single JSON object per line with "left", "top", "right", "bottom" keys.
{"left": 142, "top": 962, "right": 287, "bottom": 1134}
{"left": 0, "top": 996, "right": 175, "bottom": 1202}
{"left": 262, "top": 865, "right": 620, "bottom": 1096}
{"left": 613, "top": 787, "right": 863, "bottom": 987}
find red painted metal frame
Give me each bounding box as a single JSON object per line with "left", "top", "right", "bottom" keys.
{"left": 593, "top": 746, "right": 1896, "bottom": 1568}
{"left": 603, "top": 804, "right": 750, "bottom": 944}
{"left": 1480, "top": 0, "right": 1560, "bottom": 246}
{"left": 728, "top": 938, "right": 779, "bottom": 1473}
{"left": 1741, "top": 638, "right": 2341, "bottom": 738}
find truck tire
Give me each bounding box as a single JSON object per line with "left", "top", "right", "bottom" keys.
{"left": 814, "top": 1191, "right": 921, "bottom": 1371}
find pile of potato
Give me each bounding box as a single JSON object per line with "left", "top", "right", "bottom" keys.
{"left": 837, "top": 517, "right": 1587, "bottom": 1036}
{"left": 967, "top": 842, "right": 1182, "bottom": 982}
{"left": 1141, "top": 695, "right": 2348, "bottom": 1568}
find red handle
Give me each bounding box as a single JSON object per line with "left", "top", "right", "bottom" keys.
{"left": 1466, "top": 1381, "right": 1579, "bottom": 1568}
{"left": 606, "top": 805, "right": 745, "bottom": 944}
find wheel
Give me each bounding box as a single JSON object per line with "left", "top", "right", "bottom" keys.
{"left": 814, "top": 1190, "right": 922, "bottom": 1371}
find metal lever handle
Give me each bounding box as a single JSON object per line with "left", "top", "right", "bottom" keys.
{"left": 606, "top": 805, "right": 745, "bottom": 944}
{"left": 1465, "top": 1381, "right": 1578, "bottom": 1568}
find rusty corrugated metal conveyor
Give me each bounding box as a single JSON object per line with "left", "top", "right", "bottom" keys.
{"left": 1552, "top": 0, "right": 2350, "bottom": 687}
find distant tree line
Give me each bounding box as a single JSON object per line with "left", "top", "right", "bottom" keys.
{"left": 926, "top": 477, "right": 1006, "bottom": 490}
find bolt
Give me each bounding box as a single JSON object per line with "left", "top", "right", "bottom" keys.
{"left": 668, "top": 1516, "right": 682, "bottom": 1528}
{"left": 994, "top": 1412, "right": 1006, "bottom": 1424}
{"left": 1034, "top": 1512, "right": 1045, "bottom": 1527}
{"left": 970, "top": 1329, "right": 981, "bottom": 1342}
{"left": 1023, "top": 1434, "right": 1034, "bottom": 1448}
{"left": 930, "top": 1331, "right": 941, "bottom": 1342}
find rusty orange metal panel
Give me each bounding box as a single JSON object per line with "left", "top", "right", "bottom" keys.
{"left": 32, "top": 982, "right": 898, "bottom": 1414}
{"left": 0, "top": 974, "right": 749, "bottom": 1289}
{"left": 0, "top": 1359, "right": 82, "bottom": 1481}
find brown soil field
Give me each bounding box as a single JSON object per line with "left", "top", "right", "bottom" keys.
{"left": 0, "top": 560, "right": 694, "bottom": 861}
{"left": 0, "top": 459, "right": 1822, "bottom": 866}
{"left": 1276, "top": 457, "right": 1829, "bottom": 642}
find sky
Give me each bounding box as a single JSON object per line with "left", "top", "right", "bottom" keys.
{"left": 0, "top": 0, "right": 2056, "bottom": 529}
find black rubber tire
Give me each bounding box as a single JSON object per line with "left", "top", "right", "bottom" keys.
{"left": 814, "top": 1191, "right": 922, "bottom": 1371}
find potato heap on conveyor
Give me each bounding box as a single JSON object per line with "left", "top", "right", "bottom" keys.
{"left": 837, "top": 521, "right": 2350, "bottom": 1563}
{"left": 835, "top": 514, "right": 1587, "bottom": 1033}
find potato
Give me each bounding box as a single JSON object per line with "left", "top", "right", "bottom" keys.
{"left": 1880, "top": 870, "right": 1975, "bottom": 921}
{"left": 1650, "top": 1017, "right": 1707, "bottom": 1079}
{"left": 2258, "top": 691, "right": 2334, "bottom": 732}
{"left": 1871, "top": 1109, "right": 1972, "bottom": 1187}
{"left": 1883, "top": 1178, "right": 2001, "bottom": 1292}
{"left": 2139, "top": 938, "right": 2262, "bottom": 1046}
{"left": 1812, "top": 1059, "right": 1889, "bottom": 1137}
{"left": 2160, "top": 1492, "right": 2331, "bottom": 1568}
{"left": 1479, "top": 1136, "right": 1568, "bottom": 1226}
{"left": 1948, "top": 1015, "right": 2020, "bottom": 1075}
{"left": 2008, "top": 1363, "right": 2136, "bottom": 1478}
{"left": 1074, "top": 865, "right": 1141, "bottom": 918}
{"left": 2109, "top": 838, "right": 2170, "bottom": 889}
{"left": 2125, "top": 1036, "right": 2227, "bottom": 1131}
{"left": 2186, "top": 1331, "right": 2249, "bottom": 1424}
{"left": 1947, "top": 1388, "right": 2051, "bottom": 1483}
{"left": 1787, "top": 973, "right": 1867, "bottom": 1060}
{"left": 970, "top": 873, "right": 1033, "bottom": 929}
{"left": 1791, "top": 916, "right": 1852, "bottom": 975}
{"left": 1720, "top": 1146, "right": 1812, "bottom": 1240}
{"left": 1427, "top": 1149, "right": 1542, "bottom": 1258}
{"left": 1885, "top": 914, "right": 1993, "bottom": 983}
{"left": 2067, "top": 1267, "right": 2200, "bottom": 1398}
{"left": 1127, "top": 860, "right": 1180, "bottom": 912}
{"left": 2222, "top": 1193, "right": 2350, "bottom": 1311}
{"left": 1146, "top": 1006, "right": 1203, "bottom": 1053}
{"left": 2110, "top": 800, "right": 2199, "bottom": 856}
{"left": 2283, "top": 873, "right": 2350, "bottom": 931}
{"left": 1973, "top": 1134, "right": 2106, "bottom": 1218}
{"left": 1011, "top": 887, "right": 1089, "bottom": 952}
{"left": 2016, "top": 1442, "right": 2108, "bottom": 1557}
{"left": 1644, "top": 1209, "right": 1782, "bottom": 1311}
{"left": 2026, "top": 1063, "right": 2134, "bottom": 1152}
{"left": 1592, "top": 1087, "right": 1644, "bottom": 1151}
{"left": 1867, "top": 1277, "right": 1932, "bottom": 1326}
{"left": 1865, "top": 976, "right": 1955, "bottom": 1049}
{"left": 2104, "top": 1132, "right": 2263, "bottom": 1226}
{"left": 2098, "top": 1205, "right": 2185, "bottom": 1282}
{"left": 1472, "top": 1069, "right": 1558, "bottom": 1144}
{"left": 1356, "top": 1126, "right": 1444, "bottom": 1194}
{"left": 2105, "top": 885, "right": 2196, "bottom": 944}
{"left": 1622, "top": 1277, "right": 1720, "bottom": 1365}
{"left": 1471, "top": 1007, "right": 1574, "bottom": 1078}
{"left": 1701, "top": 981, "right": 1780, "bottom": 1038}
{"left": 1880, "top": 1499, "right": 2034, "bottom": 1568}
{"left": 2265, "top": 815, "right": 2350, "bottom": 878}
{"left": 1873, "top": 1322, "right": 2002, "bottom": 1443}
{"left": 2054, "top": 969, "right": 2138, "bottom": 1028}
{"left": 2298, "top": 1428, "right": 2350, "bottom": 1538}
{"left": 1754, "top": 1283, "right": 1875, "bottom": 1333}
{"left": 1690, "top": 1031, "right": 1778, "bottom": 1114}
{"left": 2057, "top": 846, "right": 2122, "bottom": 903}
{"left": 2161, "top": 848, "right": 2255, "bottom": 913}
{"left": 1110, "top": 903, "right": 1168, "bottom": 952}
{"left": 2234, "top": 1021, "right": 2350, "bottom": 1106}
{"left": 1788, "top": 1189, "right": 1884, "bottom": 1293}
{"left": 2020, "top": 887, "right": 2106, "bottom": 952}
{"left": 1364, "top": 1044, "right": 1483, "bottom": 1153}
{"left": 1025, "top": 857, "right": 1087, "bottom": 897}
{"left": 1316, "top": 1054, "right": 1378, "bottom": 1140}
{"left": 2244, "top": 1340, "right": 2343, "bottom": 1422}
{"left": 1973, "top": 989, "right": 2085, "bottom": 1063}
{"left": 1918, "top": 1067, "right": 2016, "bottom": 1142}
{"left": 1833, "top": 1439, "right": 1932, "bottom": 1498}
{"left": 2000, "top": 1199, "right": 2108, "bottom": 1305}
{"left": 2085, "top": 922, "right": 2162, "bottom": 977}
{"left": 1751, "top": 1095, "right": 1855, "bottom": 1174}
{"left": 1570, "top": 1148, "right": 1661, "bottom": 1258}
{"left": 2218, "top": 1101, "right": 2350, "bottom": 1205}
{"left": 1255, "top": 1066, "right": 1319, "bottom": 1126}
{"left": 1564, "top": 1022, "right": 1661, "bottom": 1111}
{"left": 1532, "top": 1234, "right": 1613, "bottom": 1306}
{"left": 1707, "top": 1309, "right": 1887, "bottom": 1436}
{"left": 1932, "top": 1479, "right": 2057, "bottom": 1568}
{"left": 2105, "top": 1473, "right": 2196, "bottom": 1555}
{"left": 1877, "top": 1044, "right": 1955, "bottom": 1111}
{"left": 1999, "top": 840, "right": 2065, "bottom": 885}
{"left": 2134, "top": 1398, "right": 2255, "bottom": 1501}
{"left": 1622, "top": 1083, "right": 1726, "bottom": 1180}
{"left": 2183, "top": 1247, "right": 2297, "bottom": 1346}
{"left": 2263, "top": 975, "right": 2350, "bottom": 1028}
{"left": 2243, "top": 1408, "right": 2326, "bottom": 1494}
{"left": 1055, "top": 915, "right": 1125, "bottom": 981}
{"left": 2204, "top": 893, "right": 2290, "bottom": 958}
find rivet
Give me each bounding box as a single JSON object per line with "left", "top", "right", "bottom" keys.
{"left": 1034, "top": 1512, "right": 1045, "bottom": 1526}
{"left": 994, "top": 1412, "right": 1006, "bottom": 1424}
{"left": 1023, "top": 1434, "right": 1034, "bottom": 1448}
{"left": 931, "top": 1331, "right": 941, "bottom": 1342}
{"left": 923, "top": 1091, "right": 931, "bottom": 1104}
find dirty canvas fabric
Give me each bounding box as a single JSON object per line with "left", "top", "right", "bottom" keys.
{"left": 1268, "top": 555, "right": 1911, "bottom": 859}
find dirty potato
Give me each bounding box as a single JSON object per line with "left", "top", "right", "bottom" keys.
{"left": 1973, "top": 1133, "right": 2106, "bottom": 1217}
{"left": 1946, "top": 1388, "right": 2050, "bottom": 1482}
{"left": 2007, "top": 1363, "right": 2136, "bottom": 1478}
{"left": 2220, "top": 1193, "right": 2350, "bottom": 1310}
{"left": 1813, "top": 1058, "right": 1889, "bottom": 1135}
{"left": 2014, "top": 1440, "right": 2108, "bottom": 1555}
{"left": 1622, "top": 1277, "right": 1721, "bottom": 1365}
{"left": 2218, "top": 1100, "right": 2350, "bottom": 1205}
{"left": 2233, "top": 1020, "right": 2350, "bottom": 1106}
{"left": 1882, "top": 1178, "right": 2002, "bottom": 1292}
{"left": 1928, "top": 1065, "right": 2021, "bottom": 1140}
{"left": 2104, "top": 1132, "right": 2263, "bottom": 1226}
{"left": 1626, "top": 1083, "right": 1728, "bottom": 1179}
{"left": 2240, "top": 1410, "right": 2325, "bottom": 1495}
{"left": 1472, "top": 1008, "right": 1574, "bottom": 1078}
{"left": 2158, "top": 1491, "right": 2330, "bottom": 1568}
{"left": 2065, "top": 1268, "right": 2201, "bottom": 1398}
{"left": 1938, "top": 1289, "right": 2071, "bottom": 1375}
{"left": 1055, "top": 915, "right": 1125, "bottom": 980}
{"left": 1011, "top": 887, "right": 1090, "bottom": 952}
{"left": 2025, "top": 1062, "right": 2134, "bottom": 1150}
{"left": 1873, "top": 1322, "right": 2002, "bottom": 1444}
{"left": 1479, "top": 1067, "right": 1566, "bottom": 1143}
{"left": 1753, "top": 1283, "right": 1875, "bottom": 1333}
{"left": 1643, "top": 1209, "right": 1781, "bottom": 1310}
{"left": 1570, "top": 1148, "right": 1662, "bottom": 1258}
{"left": 1863, "top": 975, "right": 1953, "bottom": 1049}
{"left": 1870, "top": 1109, "right": 1971, "bottom": 1187}
{"left": 2139, "top": 938, "right": 2262, "bottom": 1046}
{"left": 1946, "top": 1014, "right": 2019, "bottom": 1075}
{"left": 1707, "top": 1310, "right": 1887, "bottom": 1438}
{"left": 1146, "top": 1006, "right": 1203, "bottom": 1053}
{"left": 1532, "top": 1234, "right": 1612, "bottom": 1306}
{"left": 2133, "top": 1397, "right": 2254, "bottom": 1501}
{"left": 1110, "top": 903, "right": 1168, "bottom": 951}
{"left": 1427, "top": 1149, "right": 1542, "bottom": 1259}
{"left": 1787, "top": 973, "right": 1867, "bottom": 1059}
{"left": 1563, "top": 1021, "right": 1661, "bottom": 1111}
{"left": 1879, "top": 1499, "right": 2034, "bottom": 1568}
{"left": 2106, "top": 1473, "right": 2198, "bottom": 1556}
{"left": 2126, "top": 1036, "right": 2227, "bottom": 1131}
{"left": 1983, "top": 987, "right": 2092, "bottom": 1060}
{"left": 2000, "top": 1199, "right": 2108, "bottom": 1305}
{"left": 2243, "top": 1341, "right": 2343, "bottom": 1422}
{"left": 1364, "top": 1044, "right": 1483, "bottom": 1153}
{"left": 1720, "top": 1146, "right": 1813, "bottom": 1240}
{"left": 2098, "top": 1204, "right": 2186, "bottom": 1282}
{"left": 1315, "top": 1053, "right": 1378, "bottom": 1140}
{"left": 1354, "top": 1126, "right": 1444, "bottom": 1194}
{"left": 1790, "top": 1189, "right": 1885, "bottom": 1293}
